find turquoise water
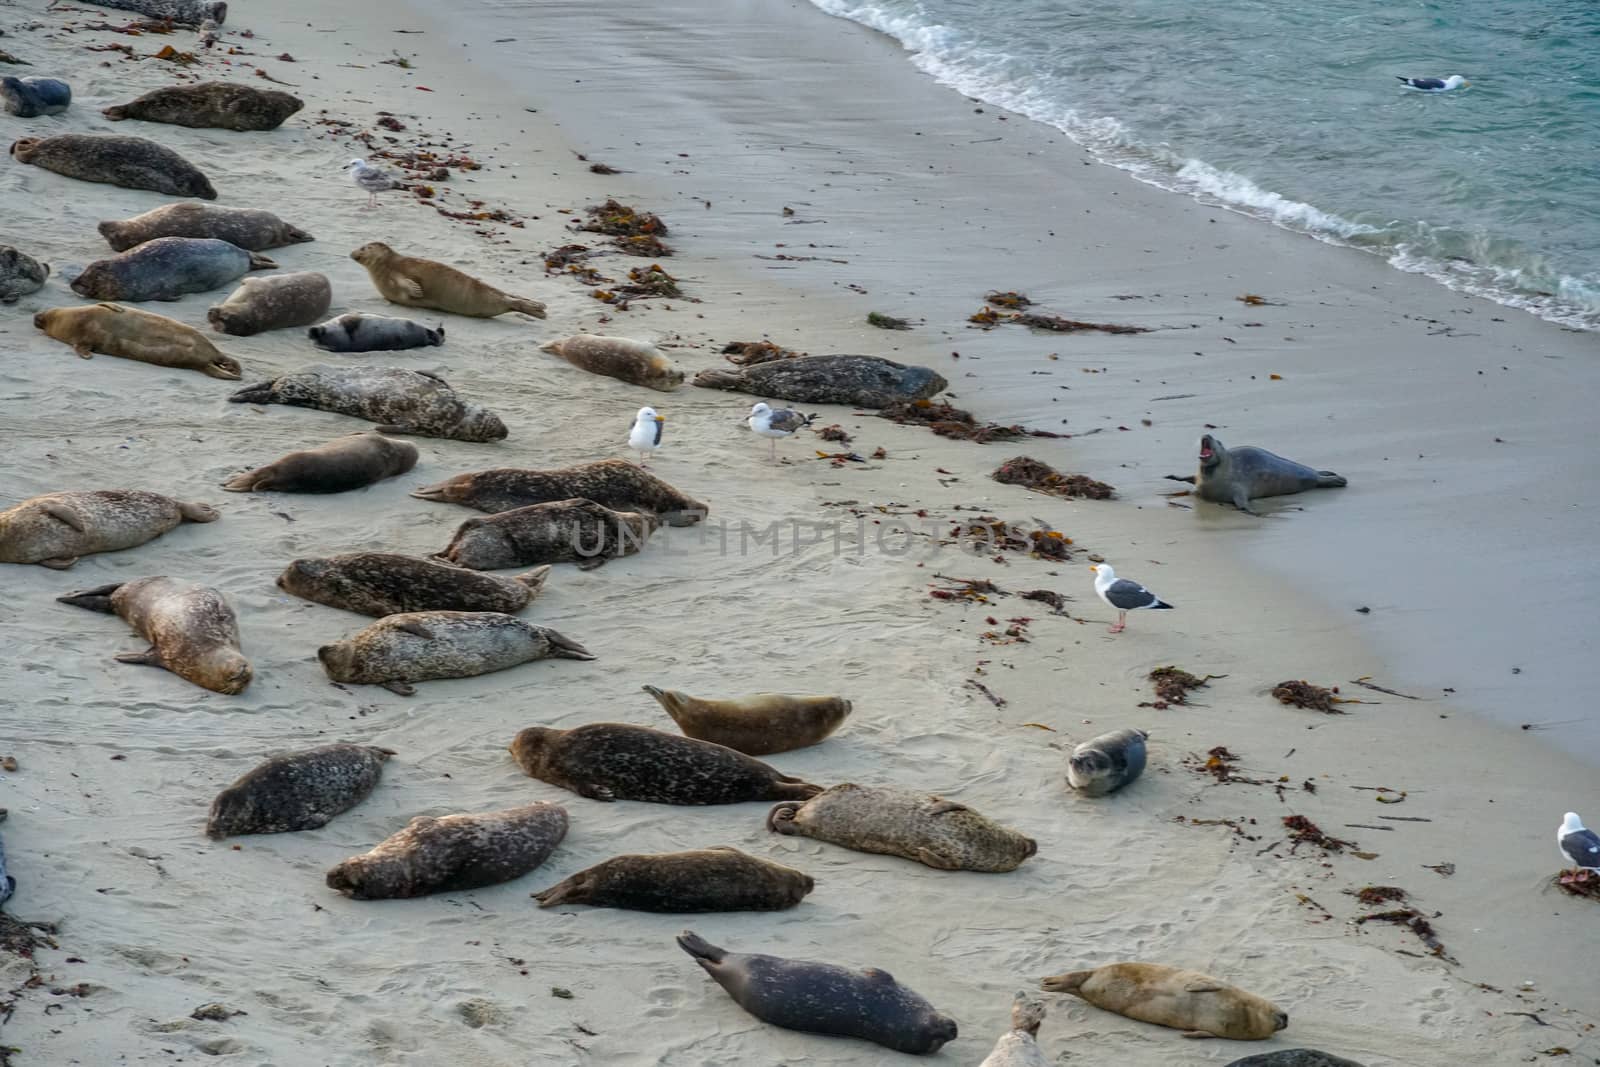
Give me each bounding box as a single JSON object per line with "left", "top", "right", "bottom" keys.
{"left": 810, "top": 0, "right": 1600, "bottom": 329}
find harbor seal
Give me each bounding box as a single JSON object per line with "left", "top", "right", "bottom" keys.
{"left": 228, "top": 365, "right": 507, "bottom": 441}
{"left": 82, "top": 0, "right": 226, "bottom": 27}
{"left": 642, "top": 686, "right": 851, "bottom": 756}
{"left": 10, "top": 134, "right": 216, "bottom": 199}
{"left": 222, "top": 431, "right": 417, "bottom": 494}
{"left": 0, "top": 246, "right": 49, "bottom": 304}
{"left": 693, "top": 354, "right": 947, "bottom": 408}
{"left": 208, "top": 271, "right": 331, "bottom": 335}
{"left": 533, "top": 847, "right": 814, "bottom": 912}
{"left": 206, "top": 744, "right": 394, "bottom": 838}
{"left": 0, "top": 490, "right": 218, "bottom": 569}
{"left": 509, "top": 723, "right": 822, "bottom": 805}
{"left": 350, "top": 242, "right": 546, "bottom": 319}
{"left": 677, "top": 931, "right": 959, "bottom": 1054}
{"left": 431, "top": 498, "right": 658, "bottom": 571}
{"left": 317, "top": 611, "right": 594, "bottom": 695}
{"left": 1187, "top": 434, "right": 1346, "bottom": 513}
{"left": 768, "top": 783, "right": 1036, "bottom": 872}
{"left": 326, "top": 801, "right": 567, "bottom": 900}
{"left": 1226, "top": 1053, "right": 1367, "bottom": 1067}
{"left": 58, "top": 576, "right": 251, "bottom": 695}
{"left": 2, "top": 76, "right": 71, "bottom": 118}
{"left": 1066, "top": 728, "right": 1148, "bottom": 797}
{"left": 1038, "top": 963, "right": 1288, "bottom": 1040}
{"left": 980, "top": 994, "right": 1050, "bottom": 1067}
{"left": 99, "top": 202, "right": 312, "bottom": 253}
{"left": 0, "top": 811, "right": 12, "bottom": 906}
{"left": 104, "top": 82, "right": 302, "bottom": 132}
{"left": 277, "top": 553, "right": 550, "bottom": 618}
{"left": 309, "top": 312, "right": 442, "bottom": 352}
{"left": 412, "top": 460, "right": 707, "bottom": 526}
{"left": 540, "top": 335, "right": 684, "bottom": 392}
{"left": 34, "top": 303, "right": 241, "bottom": 379}
{"left": 71, "top": 237, "right": 275, "bottom": 302}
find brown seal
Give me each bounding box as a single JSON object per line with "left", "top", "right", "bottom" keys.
{"left": 540, "top": 335, "right": 684, "bottom": 392}
{"left": 103, "top": 81, "right": 303, "bottom": 132}
{"left": 222, "top": 431, "right": 417, "bottom": 494}
{"left": 277, "top": 554, "right": 550, "bottom": 618}
{"left": 317, "top": 611, "right": 594, "bottom": 695}
{"left": 412, "top": 459, "right": 707, "bottom": 526}
{"left": 228, "top": 365, "right": 506, "bottom": 441}
{"left": 1038, "top": 963, "right": 1288, "bottom": 1040}
{"left": 350, "top": 242, "right": 546, "bottom": 319}
{"left": 10, "top": 134, "right": 216, "bottom": 199}
{"left": 34, "top": 303, "right": 241, "bottom": 380}
{"left": 206, "top": 744, "right": 395, "bottom": 838}
{"left": 533, "top": 847, "right": 814, "bottom": 912}
{"left": 99, "top": 202, "right": 312, "bottom": 253}
{"left": 0, "top": 489, "right": 218, "bottom": 569}
{"left": 207, "top": 271, "right": 331, "bottom": 336}
{"left": 693, "top": 354, "right": 948, "bottom": 408}
{"left": 642, "top": 686, "right": 851, "bottom": 756}
{"left": 432, "top": 498, "right": 658, "bottom": 571}
{"left": 57, "top": 576, "right": 251, "bottom": 695}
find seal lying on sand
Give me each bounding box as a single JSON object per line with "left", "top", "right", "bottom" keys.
{"left": 980, "top": 994, "right": 1050, "bottom": 1067}
{"left": 317, "top": 611, "right": 593, "bottom": 695}
{"left": 35, "top": 303, "right": 241, "bottom": 379}
{"left": 99, "top": 202, "right": 312, "bottom": 253}
{"left": 58, "top": 576, "right": 251, "bottom": 695}
{"left": 412, "top": 460, "right": 707, "bottom": 526}
{"left": 222, "top": 432, "right": 417, "bottom": 494}
{"left": 643, "top": 686, "right": 851, "bottom": 755}
{"left": 534, "top": 847, "right": 813, "bottom": 912}
{"left": 694, "top": 354, "right": 947, "bottom": 407}
{"left": 1175, "top": 434, "right": 1346, "bottom": 513}
{"left": 350, "top": 242, "right": 546, "bottom": 319}
{"left": 677, "top": 931, "right": 959, "bottom": 1054}
{"left": 2, "top": 76, "right": 71, "bottom": 118}
{"left": 206, "top": 744, "right": 394, "bottom": 838}
{"left": 326, "top": 802, "right": 567, "bottom": 900}
{"left": 72, "top": 238, "right": 275, "bottom": 302}
{"left": 309, "top": 312, "right": 442, "bottom": 352}
{"left": 104, "top": 82, "right": 302, "bottom": 132}
{"left": 540, "top": 335, "right": 684, "bottom": 391}
{"left": 84, "top": 0, "right": 226, "bottom": 27}
{"left": 1226, "top": 1053, "right": 1367, "bottom": 1067}
{"left": 1066, "top": 728, "right": 1148, "bottom": 797}
{"left": 0, "top": 490, "right": 217, "bottom": 569}
{"left": 11, "top": 134, "right": 216, "bottom": 199}
{"left": 1038, "top": 963, "right": 1288, "bottom": 1040}
{"left": 278, "top": 554, "right": 550, "bottom": 618}
{"left": 768, "top": 783, "right": 1036, "bottom": 872}
{"left": 432, "top": 499, "right": 658, "bottom": 571}
{"left": 0, "top": 246, "right": 49, "bottom": 304}
{"left": 228, "top": 365, "right": 507, "bottom": 441}
{"left": 208, "top": 271, "right": 331, "bottom": 335}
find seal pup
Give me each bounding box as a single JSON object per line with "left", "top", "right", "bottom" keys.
{"left": 0, "top": 489, "right": 217, "bottom": 569}
{"left": 277, "top": 554, "right": 550, "bottom": 618}
{"left": 693, "top": 354, "right": 948, "bottom": 407}
{"left": 1038, "top": 963, "right": 1288, "bottom": 1040}
{"left": 509, "top": 723, "right": 822, "bottom": 805}
{"left": 1227, "top": 1053, "right": 1368, "bottom": 1067}
{"left": 1185, "top": 434, "right": 1346, "bottom": 514}
{"left": 1089, "top": 563, "right": 1172, "bottom": 633}
{"left": 208, "top": 271, "right": 331, "bottom": 335}
{"left": 533, "top": 847, "right": 813, "bottom": 912}
{"left": 309, "top": 312, "right": 442, "bottom": 352}
{"left": 768, "top": 783, "right": 1036, "bottom": 872}
{"left": 412, "top": 460, "right": 708, "bottom": 526}
{"left": 432, "top": 498, "right": 658, "bottom": 571}
{"left": 1, "top": 76, "right": 71, "bottom": 117}
{"left": 541, "top": 335, "right": 684, "bottom": 392}
{"left": 99, "top": 202, "right": 312, "bottom": 253}
{"left": 642, "top": 686, "right": 851, "bottom": 755}
{"left": 0, "top": 246, "right": 49, "bottom": 304}
{"left": 317, "top": 611, "right": 593, "bottom": 695}
{"left": 350, "top": 242, "right": 546, "bottom": 319}
{"left": 81, "top": 0, "right": 226, "bottom": 27}
{"left": 326, "top": 802, "right": 567, "bottom": 900}
{"left": 979, "top": 994, "right": 1050, "bottom": 1067}
{"left": 206, "top": 744, "right": 394, "bottom": 838}
{"left": 677, "top": 931, "right": 959, "bottom": 1054}
{"left": 228, "top": 365, "right": 507, "bottom": 441}
{"left": 1066, "top": 728, "right": 1148, "bottom": 797}
{"left": 222, "top": 432, "right": 418, "bottom": 494}
{"left": 35, "top": 303, "right": 241, "bottom": 379}
{"left": 10, "top": 134, "right": 216, "bottom": 199}
{"left": 58, "top": 576, "right": 251, "bottom": 695}
{"left": 72, "top": 237, "right": 276, "bottom": 302}
{"left": 104, "top": 82, "right": 302, "bottom": 132}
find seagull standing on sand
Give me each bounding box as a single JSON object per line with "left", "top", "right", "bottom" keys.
{"left": 1397, "top": 75, "right": 1470, "bottom": 92}
{"left": 346, "top": 158, "right": 398, "bottom": 209}
{"left": 1558, "top": 812, "right": 1600, "bottom": 872}
{"left": 746, "top": 401, "right": 815, "bottom": 461}
{"left": 628, "top": 406, "right": 664, "bottom": 467}
{"left": 1090, "top": 563, "right": 1173, "bottom": 634}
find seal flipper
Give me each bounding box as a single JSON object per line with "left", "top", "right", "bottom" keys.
{"left": 541, "top": 629, "right": 595, "bottom": 661}
{"left": 1231, "top": 490, "right": 1260, "bottom": 515}
{"left": 514, "top": 566, "right": 552, "bottom": 594}
{"left": 38, "top": 557, "right": 79, "bottom": 570}
{"left": 229, "top": 381, "right": 275, "bottom": 404}
{"left": 57, "top": 583, "right": 124, "bottom": 613}
{"left": 390, "top": 620, "right": 435, "bottom": 640}
{"left": 42, "top": 504, "right": 87, "bottom": 533}
{"left": 532, "top": 871, "right": 589, "bottom": 908}
{"left": 676, "top": 930, "right": 727, "bottom": 965}
{"left": 379, "top": 680, "right": 417, "bottom": 696}
{"left": 1316, "top": 470, "right": 1347, "bottom": 488}
{"left": 116, "top": 646, "right": 167, "bottom": 669}
{"left": 398, "top": 276, "right": 425, "bottom": 300}
{"left": 575, "top": 781, "right": 615, "bottom": 802}
{"left": 73, "top": 343, "right": 94, "bottom": 359}
{"left": 506, "top": 296, "right": 547, "bottom": 319}
{"left": 178, "top": 501, "right": 220, "bottom": 523}
{"left": 915, "top": 847, "right": 962, "bottom": 871}
{"left": 245, "top": 252, "right": 278, "bottom": 271}
{"left": 1038, "top": 969, "right": 1090, "bottom": 994}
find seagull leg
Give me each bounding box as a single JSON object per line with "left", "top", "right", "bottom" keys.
{"left": 1109, "top": 611, "right": 1127, "bottom": 634}
{"left": 769, "top": 438, "right": 777, "bottom": 462}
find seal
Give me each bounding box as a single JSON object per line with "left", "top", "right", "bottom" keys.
{"left": 979, "top": 994, "right": 1050, "bottom": 1067}
{"left": 308, "top": 312, "right": 442, "bottom": 352}
{"left": 277, "top": 553, "right": 551, "bottom": 618}
{"left": 81, "top": 0, "right": 226, "bottom": 27}
{"left": 71, "top": 237, "right": 276, "bottom": 302}
{"left": 104, "top": 81, "right": 302, "bottom": 132}
{"left": 1, "top": 76, "right": 71, "bottom": 118}
{"left": 0, "top": 489, "right": 218, "bottom": 569}
{"left": 223, "top": 431, "right": 418, "bottom": 494}
{"left": 767, "top": 783, "right": 1036, "bottom": 872}
{"left": 540, "top": 335, "right": 684, "bottom": 392}
{"left": 412, "top": 460, "right": 707, "bottom": 526}
{"left": 533, "top": 847, "right": 814, "bottom": 912}
{"left": 58, "top": 576, "right": 251, "bottom": 695}
{"left": 10, "top": 134, "right": 216, "bottom": 199}
{"left": 207, "top": 271, "right": 331, "bottom": 335}
{"left": 350, "top": 242, "right": 546, "bottom": 319}
{"left": 1066, "top": 728, "right": 1148, "bottom": 797}
{"left": 676, "top": 931, "right": 959, "bottom": 1055}
{"left": 317, "top": 611, "right": 594, "bottom": 695}
{"left": 1187, "top": 434, "right": 1346, "bottom": 513}
{"left": 0, "top": 810, "right": 13, "bottom": 907}
{"left": 325, "top": 801, "right": 567, "bottom": 900}
{"left": 35, "top": 303, "right": 241, "bottom": 379}
{"left": 642, "top": 686, "right": 851, "bottom": 756}
{"left": 1226, "top": 1053, "right": 1367, "bottom": 1067}
{"left": 431, "top": 498, "right": 658, "bottom": 571}
{"left": 1037, "top": 963, "right": 1288, "bottom": 1040}
{"left": 228, "top": 365, "right": 507, "bottom": 441}
{"left": 205, "top": 744, "right": 395, "bottom": 838}
{"left": 0, "top": 246, "right": 49, "bottom": 304}
{"left": 508, "top": 723, "right": 822, "bottom": 805}
{"left": 693, "top": 354, "right": 948, "bottom": 408}
{"left": 99, "top": 202, "right": 312, "bottom": 253}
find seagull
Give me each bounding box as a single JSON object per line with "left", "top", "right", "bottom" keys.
{"left": 746, "top": 401, "right": 816, "bottom": 461}
{"left": 1090, "top": 563, "right": 1173, "bottom": 634}
{"left": 346, "top": 158, "right": 399, "bottom": 209}
{"left": 1397, "top": 75, "right": 1469, "bottom": 92}
{"left": 1558, "top": 812, "right": 1600, "bottom": 873}
{"left": 628, "top": 406, "right": 664, "bottom": 467}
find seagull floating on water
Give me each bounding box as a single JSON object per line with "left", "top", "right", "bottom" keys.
{"left": 1558, "top": 812, "right": 1600, "bottom": 874}
{"left": 746, "top": 401, "right": 816, "bottom": 461}
{"left": 1397, "top": 75, "right": 1469, "bottom": 92}
{"left": 628, "top": 406, "right": 664, "bottom": 467}
{"left": 346, "top": 158, "right": 399, "bottom": 209}
{"left": 1090, "top": 563, "right": 1173, "bottom": 634}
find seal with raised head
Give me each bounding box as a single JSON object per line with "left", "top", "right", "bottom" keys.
{"left": 768, "top": 783, "right": 1036, "bottom": 872}
{"left": 325, "top": 802, "right": 567, "bottom": 900}
{"left": 412, "top": 459, "right": 707, "bottom": 526}
{"left": 58, "top": 576, "right": 251, "bottom": 694}
{"left": 533, "top": 847, "right": 813, "bottom": 912}
{"left": 104, "top": 81, "right": 302, "bottom": 132}
{"left": 72, "top": 237, "right": 275, "bottom": 302}
{"left": 509, "top": 723, "right": 821, "bottom": 805}
{"left": 83, "top": 0, "right": 226, "bottom": 27}
{"left": 432, "top": 498, "right": 657, "bottom": 571}
{"left": 309, "top": 312, "right": 442, "bottom": 352}
{"left": 99, "top": 202, "right": 312, "bottom": 253}
{"left": 1066, "top": 728, "right": 1148, "bottom": 797}
{"left": 35, "top": 303, "right": 240, "bottom": 379}
{"left": 222, "top": 431, "right": 417, "bottom": 494}
{"left": 2, "top": 76, "right": 71, "bottom": 118}
{"left": 317, "top": 611, "right": 593, "bottom": 695}
{"left": 1038, "top": 963, "right": 1288, "bottom": 1040}
{"left": 205, "top": 744, "right": 395, "bottom": 838}
{"left": 1226, "top": 1053, "right": 1367, "bottom": 1067}
{"left": 10, "top": 134, "right": 216, "bottom": 199}
{"left": 350, "top": 242, "right": 546, "bottom": 319}
{"left": 693, "top": 354, "right": 948, "bottom": 408}
{"left": 0, "top": 489, "right": 217, "bottom": 569}
{"left": 228, "top": 365, "right": 507, "bottom": 441}
{"left": 980, "top": 994, "right": 1050, "bottom": 1067}
{"left": 208, "top": 271, "right": 331, "bottom": 335}
{"left": 0, "top": 246, "right": 49, "bottom": 304}
{"left": 1184, "top": 434, "right": 1346, "bottom": 514}
{"left": 540, "top": 335, "right": 684, "bottom": 392}
{"left": 278, "top": 554, "right": 550, "bottom": 618}
{"left": 642, "top": 686, "right": 851, "bottom": 756}
{"left": 677, "top": 931, "right": 959, "bottom": 1055}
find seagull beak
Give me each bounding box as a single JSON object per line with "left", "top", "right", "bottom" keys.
{"left": 1462, "top": 80, "right": 1471, "bottom": 87}
{"left": 1087, "top": 565, "right": 1098, "bottom": 573}
{"left": 654, "top": 415, "right": 664, "bottom": 423}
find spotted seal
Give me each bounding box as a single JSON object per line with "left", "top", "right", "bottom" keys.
{"left": 1066, "top": 728, "right": 1148, "bottom": 797}
{"left": 642, "top": 686, "right": 851, "bottom": 756}
{"left": 1226, "top": 1053, "right": 1367, "bottom": 1067}
{"left": 104, "top": 81, "right": 302, "bottom": 132}
{"left": 0, "top": 810, "right": 13, "bottom": 906}
{"left": 99, "top": 202, "right": 312, "bottom": 253}
{"left": 1038, "top": 963, "right": 1288, "bottom": 1040}
{"left": 1182, "top": 434, "right": 1347, "bottom": 513}
{"left": 309, "top": 312, "right": 442, "bottom": 352}
{"left": 83, "top": 0, "right": 226, "bottom": 27}
{"left": 205, "top": 744, "right": 395, "bottom": 838}
{"left": 2, "top": 76, "right": 71, "bottom": 118}
{"left": 317, "top": 611, "right": 593, "bottom": 695}
{"left": 350, "top": 242, "right": 546, "bottom": 319}
{"left": 71, "top": 238, "right": 275, "bottom": 302}
{"left": 0, "top": 246, "right": 49, "bottom": 304}
{"left": 228, "top": 365, "right": 507, "bottom": 441}
{"left": 222, "top": 431, "right": 417, "bottom": 494}
{"left": 412, "top": 460, "right": 707, "bottom": 526}
{"left": 10, "top": 134, "right": 216, "bottom": 199}
{"left": 432, "top": 498, "right": 658, "bottom": 571}
{"left": 35, "top": 303, "right": 241, "bottom": 379}
{"left": 208, "top": 271, "right": 331, "bottom": 335}
{"left": 277, "top": 554, "right": 550, "bottom": 618}
{"left": 58, "top": 576, "right": 251, "bottom": 695}
{"left": 693, "top": 354, "right": 947, "bottom": 408}
{"left": 0, "top": 490, "right": 217, "bottom": 569}
{"left": 980, "top": 994, "right": 1050, "bottom": 1067}
{"left": 540, "top": 335, "right": 684, "bottom": 392}
{"left": 533, "top": 847, "right": 813, "bottom": 912}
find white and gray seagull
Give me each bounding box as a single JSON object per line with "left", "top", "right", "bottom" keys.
{"left": 1558, "top": 812, "right": 1600, "bottom": 872}
{"left": 1396, "top": 74, "right": 1470, "bottom": 92}
{"left": 746, "top": 401, "right": 816, "bottom": 461}
{"left": 346, "top": 157, "right": 399, "bottom": 209}
{"left": 628, "top": 406, "right": 665, "bottom": 467}
{"left": 1090, "top": 562, "right": 1173, "bottom": 634}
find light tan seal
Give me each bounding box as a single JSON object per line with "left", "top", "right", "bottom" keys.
{"left": 317, "top": 611, "right": 594, "bottom": 695}
{"left": 207, "top": 271, "right": 331, "bottom": 336}
{"left": 350, "top": 242, "right": 546, "bottom": 319}
{"left": 980, "top": 994, "right": 1050, "bottom": 1067}
{"left": 34, "top": 303, "right": 241, "bottom": 380}
{"left": 222, "top": 432, "right": 417, "bottom": 494}
{"left": 642, "top": 686, "right": 851, "bottom": 755}
{"left": 0, "top": 490, "right": 218, "bottom": 569}
{"left": 540, "top": 335, "right": 684, "bottom": 392}
{"left": 103, "top": 81, "right": 303, "bottom": 132}
{"left": 99, "top": 202, "right": 312, "bottom": 253}
{"left": 57, "top": 576, "right": 252, "bottom": 695}
{"left": 1038, "top": 963, "right": 1288, "bottom": 1040}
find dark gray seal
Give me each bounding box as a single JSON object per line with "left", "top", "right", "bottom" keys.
{"left": 99, "top": 202, "right": 312, "bottom": 253}
{"left": 82, "top": 0, "right": 226, "bottom": 26}
{"left": 325, "top": 802, "right": 567, "bottom": 900}
{"left": 1, "top": 76, "right": 71, "bottom": 118}
{"left": 222, "top": 431, "right": 417, "bottom": 493}
{"left": 71, "top": 237, "right": 274, "bottom": 302}
{"left": 205, "top": 744, "right": 395, "bottom": 838}
{"left": 309, "top": 312, "right": 443, "bottom": 352}
{"left": 58, "top": 576, "right": 251, "bottom": 695}
{"left": 693, "top": 354, "right": 948, "bottom": 408}
{"left": 104, "top": 82, "right": 302, "bottom": 132}
{"left": 677, "top": 931, "right": 959, "bottom": 1055}
{"left": 317, "top": 611, "right": 594, "bottom": 695}
{"left": 0, "top": 809, "right": 13, "bottom": 906}
{"left": 431, "top": 498, "right": 658, "bottom": 571}
{"left": 208, "top": 271, "right": 331, "bottom": 335}
{"left": 0, "top": 246, "right": 48, "bottom": 304}
{"left": 412, "top": 460, "right": 707, "bottom": 526}
{"left": 277, "top": 553, "right": 551, "bottom": 618}
{"left": 10, "top": 134, "right": 216, "bottom": 199}
{"left": 1186, "top": 433, "right": 1346, "bottom": 513}
{"left": 0, "top": 490, "right": 217, "bottom": 569}
{"left": 1066, "top": 728, "right": 1148, "bottom": 797}
{"left": 228, "top": 365, "right": 508, "bottom": 442}
{"left": 1227, "top": 1053, "right": 1368, "bottom": 1067}
{"left": 509, "top": 723, "right": 822, "bottom": 805}
{"left": 533, "top": 847, "right": 814, "bottom": 912}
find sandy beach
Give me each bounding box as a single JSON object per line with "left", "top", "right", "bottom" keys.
{"left": 2, "top": 0, "right": 1597, "bottom": 1064}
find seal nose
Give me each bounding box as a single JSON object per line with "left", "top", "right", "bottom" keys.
{"left": 1274, "top": 1010, "right": 1289, "bottom": 1031}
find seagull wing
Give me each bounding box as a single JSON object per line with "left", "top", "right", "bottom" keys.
{"left": 1563, "top": 827, "right": 1600, "bottom": 868}
{"left": 768, "top": 409, "right": 812, "bottom": 434}
{"left": 1407, "top": 77, "right": 1447, "bottom": 90}
{"left": 652, "top": 419, "right": 664, "bottom": 447}
{"left": 1104, "top": 578, "right": 1159, "bottom": 610}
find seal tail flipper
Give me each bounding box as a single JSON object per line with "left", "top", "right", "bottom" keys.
{"left": 541, "top": 629, "right": 596, "bottom": 661}
{"left": 56, "top": 583, "right": 124, "bottom": 613}
{"left": 766, "top": 801, "right": 804, "bottom": 833}
{"left": 115, "top": 646, "right": 167, "bottom": 668}
{"left": 771, "top": 779, "right": 823, "bottom": 801}
{"left": 228, "top": 381, "right": 274, "bottom": 404}
{"left": 532, "top": 873, "right": 586, "bottom": 908}
{"left": 1316, "top": 470, "right": 1347, "bottom": 488}
{"left": 1039, "top": 969, "right": 1091, "bottom": 995}
{"left": 513, "top": 566, "right": 552, "bottom": 595}
{"left": 409, "top": 481, "right": 451, "bottom": 501}
{"left": 246, "top": 252, "right": 278, "bottom": 271}
{"left": 178, "top": 502, "right": 221, "bottom": 523}
{"left": 508, "top": 297, "right": 547, "bottom": 319}
{"left": 675, "top": 930, "right": 727, "bottom": 965}
{"left": 222, "top": 471, "right": 265, "bottom": 492}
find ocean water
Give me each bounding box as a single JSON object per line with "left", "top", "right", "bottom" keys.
{"left": 809, "top": 0, "right": 1600, "bottom": 330}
